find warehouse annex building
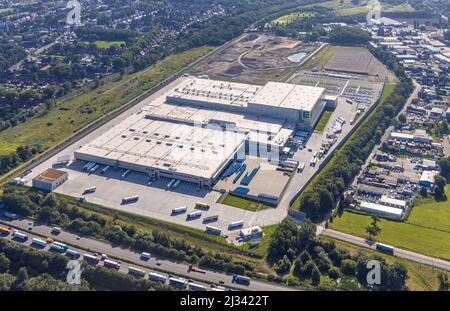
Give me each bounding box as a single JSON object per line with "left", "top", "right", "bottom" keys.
{"left": 75, "top": 77, "right": 330, "bottom": 188}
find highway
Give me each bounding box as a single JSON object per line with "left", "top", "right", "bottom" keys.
{"left": 321, "top": 228, "right": 450, "bottom": 272}
{"left": 0, "top": 217, "right": 295, "bottom": 291}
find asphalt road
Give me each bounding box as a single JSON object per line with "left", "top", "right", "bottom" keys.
{"left": 0, "top": 217, "right": 295, "bottom": 291}
{"left": 321, "top": 228, "right": 450, "bottom": 271}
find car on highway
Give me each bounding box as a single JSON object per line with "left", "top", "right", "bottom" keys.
{"left": 219, "top": 280, "right": 225, "bottom": 285}
{"left": 46, "top": 237, "right": 53, "bottom": 243}
{"left": 101, "top": 254, "right": 108, "bottom": 260}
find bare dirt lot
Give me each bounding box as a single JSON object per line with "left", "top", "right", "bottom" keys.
{"left": 190, "top": 33, "right": 320, "bottom": 84}
{"left": 323, "top": 47, "right": 395, "bottom": 81}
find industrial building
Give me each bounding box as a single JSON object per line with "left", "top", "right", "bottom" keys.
{"left": 75, "top": 77, "right": 328, "bottom": 188}
{"left": 360, "top": 201, "right": 404, "bottom": 219}
{"left": 32, "top": 168, "right": 68, "bottom": 191}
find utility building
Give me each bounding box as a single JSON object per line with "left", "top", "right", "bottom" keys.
{"left": 32, "top": 168, "right": 68, "bottom": 191}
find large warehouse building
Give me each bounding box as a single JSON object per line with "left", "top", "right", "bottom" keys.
{"left": 75, "top": 77, "right": 327, "bottom": 187}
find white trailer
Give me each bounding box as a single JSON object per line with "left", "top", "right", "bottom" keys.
{"left": 121, "top": 169, "right": 130, "bottom": 179}
{"left": 205, "top": 225, "right": 221, "bottom": 235}
{"left": 101, "top": 166, "right": 111, "bottom": 174}
{"left": 228, "top": 220, "right": 244, "bottom": 229}
{"left": 149, "top": 272, "right": 167, "bottom": 283}
{"left": 122, "top": 195, "right": 139, "bottom": 204}
{"left": 83, "top": 187, "right": 96, "bottom": 194}
{"left": 171, "top": 206, "right": 188, "bottom": 215}
{"left": 31, "top": 238, "right": 47, "bottom": 248}
{"left": 12, "top": 230, "right": 27, "bottom": 241}
{"left": 187, "top": 211, "right": 202, "bottom": 219}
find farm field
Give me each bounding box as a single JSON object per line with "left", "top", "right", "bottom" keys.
{"left": 330, "top": 185, "right": 450, "bottom": 261}
{"left": 320, "top": 237, "right": 449, "bottom": 291}
{"left": 0, "top": 46, "right": 214, "bottom": 157}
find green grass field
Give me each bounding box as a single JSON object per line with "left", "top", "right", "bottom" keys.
{"left": 302, "top": 45, "right": 338, "bottom": 70}
{"left": 241, "top": 225, "right": 278, "bottom": 258}
{"left": 302, "top": 0, "right": 415, "bottom": 17}
{"left": 314, "top": 110, "right": 333, "bottom": 133}
{"left": 271, "top": 11, "right": 315, "bottom": 25}
{"left": 320, "top": 237, "right": 449, "bottom": 291}
{"left": 89, "top": 41, "right": 126, "bottom": 48}
{"left": 0, "top": 46, "right": 214, "bottom": 157}
{"left": 408, "top": 185, "right": 450, "bottom": 232}
{"left": 217, "top": 193, "right": 273, "bottom": 212}
{"left": 330, "top": 186, "right": 450, "bottom": 260}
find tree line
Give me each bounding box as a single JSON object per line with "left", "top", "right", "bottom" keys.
{"left": 0, "top": 239, "right": 175, "bottom": 291}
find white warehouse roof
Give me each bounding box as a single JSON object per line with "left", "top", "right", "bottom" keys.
{"left": 360, "top": 201, "right": 404, "bottom": 218}
{"left": 380, "top": 196, "right": 407, "bottom": 209}
{"left": 249, "top": 81, "right": 325, "bottom": 112}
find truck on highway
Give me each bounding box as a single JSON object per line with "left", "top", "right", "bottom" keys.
{"left": 169, "top": 277, "right": 188, "bottom": 289}
{"left": 149, "top": 272, "right": 167, "bottom": 283}
{"left": 50, "top": 243, "right": 66, "bottom": 253}
{"left": 103, "top": 259, "right": 121, "bottom": 270}
{"left": 376, "top": 243, "right": 395, "bottom": 255}
{"left": 232, "top": 274, "right": 250, "bottom": 286}
{"left": 188, "top": 282, "right": 207, "bottom": 291}
{"left": 188, "top": 264, "right": 206, "bottom": 274}
{"left": 171, "top": 206, "right": 187, "bottom": 215}
{"left": 140, "top": 252, "right": 151, "bottom": 260}
{"left": 31, "top": 238, "right": 47, "bottom": 248}
{"left": 128, "top": 266, "right": 146, "bottom": 278}
{"left": 187, "top": 210, "right": 202, "bottom": 220}
{"left": 83, "top": 254, "right": 100, "bottom": 265}
{"left": 52, "top": 241, "right": 69, "bottom": 251}
{"left": 0, "top": 226, "right": 10, "bottom": 235}
{"left": 122, "top": 195, "right": 139, "bottom": 204}
{"left": 12, "top": 230, "right": 27, "bottom": 241}
{"left": 66, "top": 249, "right": 81, "bottom": 259}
